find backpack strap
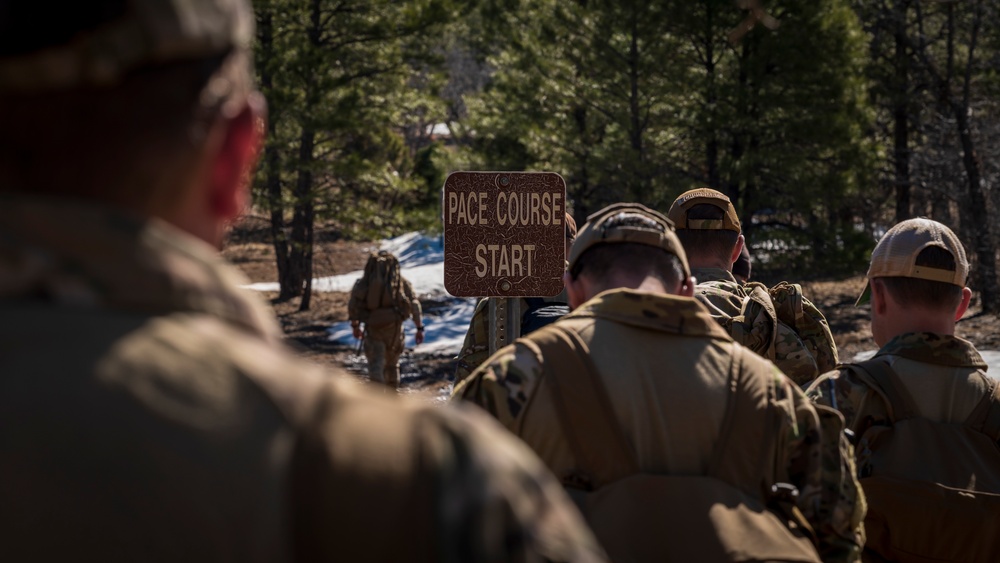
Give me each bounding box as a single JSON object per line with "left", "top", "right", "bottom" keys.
{"left": 739, "top": 283, "right": 779, "bottom": 359}
{"left": 523, "top": 323, "right": 640, "bottom": 489}
{"left": 966, "top": 377, "right": 1000, "bottom": 442}
{"left": 848, "top": 359, "right": 920, "bottom": 422}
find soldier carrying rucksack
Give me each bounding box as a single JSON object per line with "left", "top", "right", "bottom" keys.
{"left": 349, "top": 250, "right": 424, "bottom": 388}
{"left": 808, "top": 217, "right": 1000, "bottom": 563}
{"left": 667, "top": 188, "right": 839, "bottom": 386}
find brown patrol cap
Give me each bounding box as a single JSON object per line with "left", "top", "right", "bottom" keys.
{"left": 568, "top": 202, "right": 690, "bottom": 279}
{"left": 0, "top": 0, "right": 254, "bottom": 93}
{"left": 666, "top": 188, "right": 742, "bottom": 232}
{"left": 856, "top": 217, "right": 969, "bottom": 306}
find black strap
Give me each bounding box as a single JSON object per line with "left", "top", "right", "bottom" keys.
{"left": 523, "top": 323, "right": 639, "bottom": 489}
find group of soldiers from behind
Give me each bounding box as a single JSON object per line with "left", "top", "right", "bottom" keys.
{"left": 451, "top": 188, "right": 998, "bottom": 562}
{"left": 2, "top": 0, "right": 997, "bottom": 560}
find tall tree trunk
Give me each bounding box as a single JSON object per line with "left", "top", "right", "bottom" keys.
{"left": 257, "top": 8, "right": 295, "bottom": 301}
{"left": 892, "top": 0, "right": 911, "bottom": 222}
{"left": 952, "top": 102, "right": 998, "bottom": 312}
{"left": 287, "top": 0, "right": 322, "bottom": 311}
{"left": 704, "top": 5, "right": 720, "bottom": 190}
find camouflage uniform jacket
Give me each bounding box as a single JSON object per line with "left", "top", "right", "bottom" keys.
{"left": 807, "top": 332, "right": 992, "bottom": 435}
{"left": 454, "top": 289, "right": 865, "bottom": 562}
{"left": 0, "top": 195, "right": 604, "bottom": 563}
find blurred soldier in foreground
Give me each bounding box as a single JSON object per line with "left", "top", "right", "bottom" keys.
{"left": 808, "top": 218, "right": 1000, "bottom": 562}
{"left": 454, "top": 203, "right": 865, "bottom": 562}
{"left": 348, "top": 250, "right": 424, "bottom": 388}
{"left": 0, "top": 2, "right": 603, "bottom": 561}
{"left": 668, "top": 188, "right": 838, "bottom": 385}
{"left": 453, "top": 212, "right": 577, "bottom": 384}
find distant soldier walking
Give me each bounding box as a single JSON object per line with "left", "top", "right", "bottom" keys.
{"left": 808, "top": 217, "right": 1000, "bottom": 562}
{"left": 455, "top": 203, "right": 864, "bottom": 562}
{"left": 349, "top": 251, "right": 424, "bottom": 388}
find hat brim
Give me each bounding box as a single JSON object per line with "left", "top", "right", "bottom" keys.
{"left": 855, "top": 281, "right": 872, "bottom": 307}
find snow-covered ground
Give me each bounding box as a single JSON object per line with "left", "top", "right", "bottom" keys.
{"left": 247, "top": 232, "right": 475, "bottom": 356}
{"left": 244, "top": 231, "right": 1000, "bottom": 375}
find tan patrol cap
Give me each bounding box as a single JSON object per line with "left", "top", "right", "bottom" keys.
{"left": 856, "top": 217, "right": 969, "bottom": 306}
{"left": 666, "top": 188, "right": 742, "bottom": 232}
{"left": 568, "top": 202, "right": 690, "bottom": 279}
{"left": 0, "top": 0, "right": 253, "bottom": 93}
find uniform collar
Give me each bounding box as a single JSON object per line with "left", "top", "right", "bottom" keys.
{"left": 875, "top": 332, "right": 987, "bottom": 369}
{"left": 567, "top": 288, "right": 732, "bottom": 340}
{"left": 0, "top": 194, "right": 281, "bottom": 341}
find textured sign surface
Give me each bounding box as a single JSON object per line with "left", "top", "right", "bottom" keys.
{"left": 443, "top": 172, "right": 566, "bottom": 297}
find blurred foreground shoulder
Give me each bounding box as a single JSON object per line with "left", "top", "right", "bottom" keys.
{"left": 291, "top": 376, "right": 605, "bottom": 563}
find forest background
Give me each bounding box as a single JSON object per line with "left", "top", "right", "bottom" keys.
{"left": 249, "top": 0, "right": 1000, "bottom": 315}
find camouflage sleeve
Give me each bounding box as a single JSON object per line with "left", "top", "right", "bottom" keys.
{"left": 423, "top": 403, "right": 606, "bottom": 562}
{"left": 292, "top": 380, "right": 605, "bottom": 562}
{"left": 453, "top": 298, "right": 490, "bottom": 385}
{"left": 347, "top": 279, "right": 364, "bottom": 321}
{"left": 775, "top": 373, "right": 866, "bottom": 563}
{"left": 452, "top": 341, "right": 545, "bottom": 430}
{"left": 404, "top": 280, "right": 422, "bottom": 326}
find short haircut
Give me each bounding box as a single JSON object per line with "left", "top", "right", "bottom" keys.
{"left": 674, "top": 204, "right": 740, "bottom": 265}
{"left": 0, "top": 49, "right": 252, "bottom": 214}
{"left": 877, "top": 246, "right": 964, "bottom": 312}
{"left": 569, "top": 214, "right": 685, "bottom": 291}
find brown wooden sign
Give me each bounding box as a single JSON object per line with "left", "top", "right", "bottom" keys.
{"left": 443, "top": 172, "right": 567, "bottom": 297}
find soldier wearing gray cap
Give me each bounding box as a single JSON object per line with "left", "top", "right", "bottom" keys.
{"left": 808, "top": 217, "right": 1000, "bottom": 562}
{"left": 0, "top": 2, "right": 603, "bottom": 561}
{"left": 454, "top": 202, "right": 865, "bottom": 562}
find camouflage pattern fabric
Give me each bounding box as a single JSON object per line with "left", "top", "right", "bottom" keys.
{"left": 807, "top": 332, "right": 991, "bottom": 435}
{"left": 455, "top": 289, "right": 865, "bottom": 562}
{"left": 0, "top": 195, "right": 605, "bottom": 563}
{"left": 692, "top": 267, "right": 839, "bottom": 386}
{"left": 453, "top": 292, "right": 568, "bottom": 385}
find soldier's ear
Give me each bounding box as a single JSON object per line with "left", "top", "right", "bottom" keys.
{"left": 679, "top": 276, "right": 696, "bottom": 298}
{"left": 209, "top": 93, "right": 266, "bottom": 222}
{"left": 870, "top": 279, "right": 889, "bottom": 315}
{"left": 955, "top": 287, "right": 973, "bottom": 321}
{"left": 730, "top": 234, "right": 745, "bottom": 266}
{"left": 564, "top": 271, "right": 586, "bottom": 310}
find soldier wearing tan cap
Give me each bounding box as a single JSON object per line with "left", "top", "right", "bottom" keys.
{"left": 667, "top": 188, "right": 839, "bottom": 385}
{"left": 454, "top": 203, "right": 865, "bottom": 562}
{"left": 0, "top": 2, "right": 603, "bottom": 561}
{"left": 808, "top": 217, "right": 1000, "bottom": 562}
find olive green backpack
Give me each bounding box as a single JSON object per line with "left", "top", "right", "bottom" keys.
{"left": 349, "top": 252, "right": 411, "bottom": 326}
{"left": 699, "top": 281, "right": 838, "bottom": 386}
{"left": 521, "top": 323, "right": 821, "bottom": 563}
{"left": 845, "top": 359, "right": 1000, "bottom": 563}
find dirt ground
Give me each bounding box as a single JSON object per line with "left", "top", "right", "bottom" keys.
{"left": 224, "top": 216, "right": 1000, "bottom": 402}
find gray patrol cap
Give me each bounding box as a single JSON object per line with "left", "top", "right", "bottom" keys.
{"left": 0, "top": 0, "right": 254, "bottom": 93}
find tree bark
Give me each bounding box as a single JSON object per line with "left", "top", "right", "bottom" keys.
{"left": 892, "top": 0, "right": 911, "bottom": 222}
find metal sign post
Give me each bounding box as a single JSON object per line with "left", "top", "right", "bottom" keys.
{"left": 488, "top": 297, "right": 522, "bottom": 355}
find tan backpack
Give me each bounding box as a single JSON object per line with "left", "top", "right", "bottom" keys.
{"left": 349, "top": 252, "right": 412, "bottom": 326}
{"left": 700, "top": 280, "right": 838, "bottom": 386}
{"left": 845, "top": 359, "right": 1000, "bottom": 563}
{"left": 521, "top": 324, "right": 821, "bottom": 563}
